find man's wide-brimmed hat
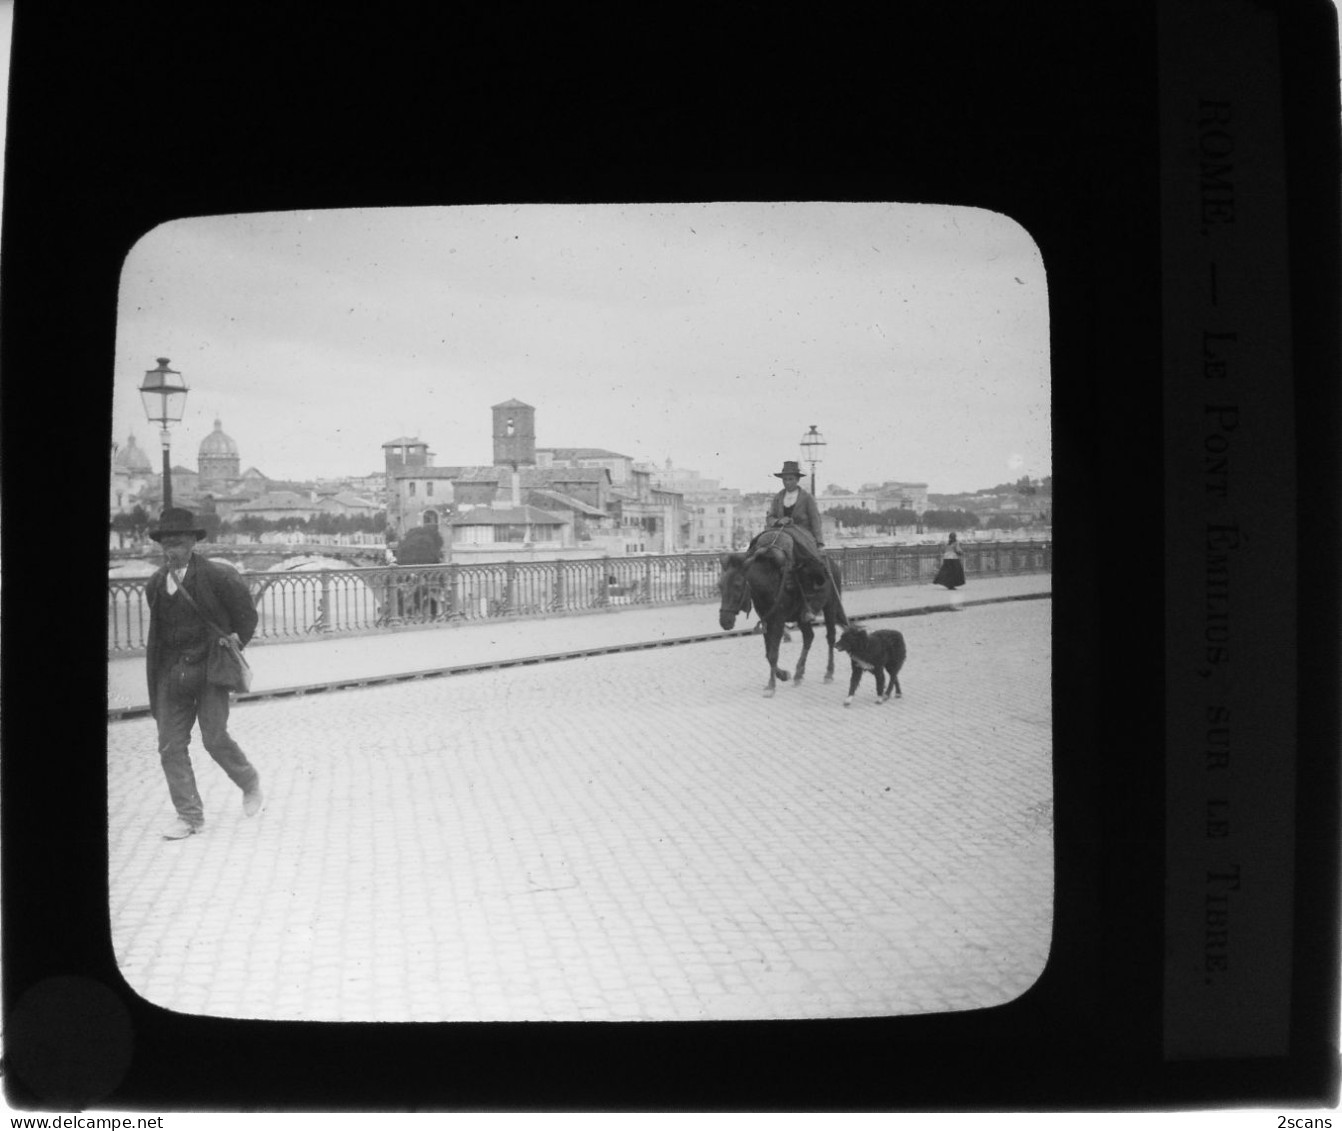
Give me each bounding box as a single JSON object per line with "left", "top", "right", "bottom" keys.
{"left": 149, "top": 507, "right": 207, "bottom": 543}
{"left": 774, "top": 460, "right": 804, "bottom": 479}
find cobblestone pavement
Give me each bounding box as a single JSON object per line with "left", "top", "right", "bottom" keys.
{"left": 107, "top": 597, "right": 1052, "bottom": 1024}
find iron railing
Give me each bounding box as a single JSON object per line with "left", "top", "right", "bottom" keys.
{"left": 107, "top": 540, "right": 1052, "bottom": 655}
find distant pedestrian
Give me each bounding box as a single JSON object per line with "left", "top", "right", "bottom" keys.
{"left": 145, "top": 507, "right": 263, "bottom": 840}
{"left": 933, "top": 531, "right": 967, "bottom": 590}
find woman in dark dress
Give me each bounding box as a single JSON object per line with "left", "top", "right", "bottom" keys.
{"left": 933, "top": 531, "right": 967, "bottom": 590}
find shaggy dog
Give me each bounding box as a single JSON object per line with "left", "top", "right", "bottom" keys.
{"left": 835, "top": 624, "right": 906, "bottom": 707}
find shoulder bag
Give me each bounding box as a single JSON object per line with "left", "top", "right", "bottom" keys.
{"left": 169, "top": 569, "right": 254, "bottom": 693}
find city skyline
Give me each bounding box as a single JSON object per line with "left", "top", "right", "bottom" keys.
{"left": 112, "top": 413, "right": 1046, "bottom": 502}
{"left": 111, "top": 202, "right": 1051, "bottom": 496}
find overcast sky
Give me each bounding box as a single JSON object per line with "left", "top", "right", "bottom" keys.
{"left": 111, "top": 201, "right": 1050, "bottom": 496}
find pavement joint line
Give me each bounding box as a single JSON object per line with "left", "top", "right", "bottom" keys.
{"left": 106, "top": 590, "right": 1049, "bottom": 723}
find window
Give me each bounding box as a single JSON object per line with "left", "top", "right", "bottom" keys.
{"left": 409, "top": 482, "right": 416, "bottom": 496}
{"left": 427, "top": 481, "right": 434, "bottom": 496}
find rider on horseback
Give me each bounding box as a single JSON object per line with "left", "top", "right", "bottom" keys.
{"left": 755, "top": 460, "right": 833, "bottom": 625}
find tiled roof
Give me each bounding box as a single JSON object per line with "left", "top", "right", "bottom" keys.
{"left": 448, "top": 505, "right": 566, "bottom": 526}
{"left": 390, "top": 465, "right": 462, "bottom": 480}
{"left": 325, "top": 491, "right": 381, "bottom": 508}
{"left": 234, "top": 491, "right": 315, "bottom": 511}
{"left": 447, "top": 466, "right": 503, "bottom": 483}
{"left": 525, "top": 467, "right": 608, "bottom": 483}
{"left": 529, "top": 488, "right": 607, "bottom": 517}
{"left": 538, "top": 447, "right": 631, "bottom": 461}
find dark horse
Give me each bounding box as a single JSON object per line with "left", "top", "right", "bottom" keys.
{"left": 717, "top": 530, "right": 848, "bottom": 697}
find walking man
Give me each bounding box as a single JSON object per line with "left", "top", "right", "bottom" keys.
{"left": 145, "top": 507, "right": 263, "bottom": 839}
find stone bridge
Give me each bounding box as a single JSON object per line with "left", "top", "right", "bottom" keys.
{"left": 110, "top": 543, "right": 388, "bottom": 572}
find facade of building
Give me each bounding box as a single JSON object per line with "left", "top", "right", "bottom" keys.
{"left": 383, "top": 401, "right": 636, "bottom": 554}
{"left": 110, "top": 433, "right": 156, "bottom": 512}
{"left": 684, "top": 489, "right": 744, "bottom": 550}
{"left": 650, "top": 459, "right": 720, "bottom": 496}
{"left": 608, "top": 467, "right": 683, "bottom": 554}
{"left": 198, "top": 418, "right": 242, "bottom": 490}
{"left": 229, "top": 491, "right": 326, "bottom": 523}
{"left": 536, "top": 446, "right": 635, "bottom": 485}
{"left": 857, "top": 481, "right": 930, "bottom": 513}
{"left": 448, "top": 505, "right": 569, "bottom": 549}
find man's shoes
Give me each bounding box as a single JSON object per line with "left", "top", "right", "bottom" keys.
{"left": 163, "top": 819, "right": 200, "bottom": 840}
{"left": 242, "top": 783, "right": 264, "bottom": 817}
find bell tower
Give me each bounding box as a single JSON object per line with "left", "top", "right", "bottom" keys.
{"left": 492, "top": 399, "right": 536, "bottom": 468}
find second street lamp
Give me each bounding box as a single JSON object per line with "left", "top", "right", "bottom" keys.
{"left": 800, "top": 424, "right": 826, "bottom": 496}
{"left": 139, "top": 357, "right": 190, "bottom": 512}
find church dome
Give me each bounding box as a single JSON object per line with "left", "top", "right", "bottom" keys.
{"left": 199, "top": 418, "right": 240, "bottom": 458}
{"left": 113, "top": 433, "right": 154, "bottom": 473}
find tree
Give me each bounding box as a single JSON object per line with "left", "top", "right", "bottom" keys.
{"left": 823, "top": 505, "right": 877, "bottom": 529}
{"left": 128, "top": 505, "right": 151, "bottom": 542}
{"left": 394, "top": 524, "right": 444, "bottom": 565}
{"left": 875, "top": 507, "right": 919, "bottom": 529}
{"left": 922, "top": 508, "right": 979, "bottom": 531}
{"left": 110, "top": 511, "right": 133, "bottom": 548}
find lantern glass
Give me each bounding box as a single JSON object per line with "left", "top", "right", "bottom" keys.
{"left": 139, "top": 359, "right": 189, "bottom": 425}
{"left": 800, "top": 425, "right": 826, "bottom": 463}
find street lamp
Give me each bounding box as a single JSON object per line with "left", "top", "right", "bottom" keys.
{"left": 799, "top": 424, "right": 826, "bottom": 495}
{"left": 139, "top": 357, "right": 189, "bottom": 511}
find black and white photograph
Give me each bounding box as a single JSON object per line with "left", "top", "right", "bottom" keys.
{"left": 104, "top": 202, "right": 1054, "bottom": 1026}
{"left": 4, "top": 0, "right": 1338, "bottom": 1119}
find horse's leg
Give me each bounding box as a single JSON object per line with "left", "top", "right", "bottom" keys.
{"left": 794, "top": 619, "right": 814, "bottom": 684}
{"left": 763, "top": 617, "right": 789, "bottom": 697}
{"left": 823, "top": 609, "right": 836, "bottom": 683}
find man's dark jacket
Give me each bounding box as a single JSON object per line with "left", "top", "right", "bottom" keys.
{"left": 145, "top": 554, "right": 258, "bottom": 718}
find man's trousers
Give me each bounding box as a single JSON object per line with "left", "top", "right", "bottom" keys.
{"left": 154, "top": 655, "right": 258, "bottom": 829}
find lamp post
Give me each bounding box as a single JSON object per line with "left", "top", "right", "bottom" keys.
{"left": 799, "top": 424, "right": 826, "bottom": 496}
{"left": 139, "top": 357, "right": 189, "bottom": 511}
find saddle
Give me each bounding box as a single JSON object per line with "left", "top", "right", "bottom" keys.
{"left": 749, "top": 527, "right": 831, "bottom": 608}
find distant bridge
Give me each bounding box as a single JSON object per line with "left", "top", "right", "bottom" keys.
{"left": 110, "top": 542, "right": 388, "bottom": 571}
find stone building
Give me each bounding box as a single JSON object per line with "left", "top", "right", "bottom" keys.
{"left": 198, "top": 418, "right": 242, "bottom": 491}
{"left": 383, "top": 401, "right": 625, "bottom": 549}
{"left": 110, "top": 433, "right": 155, "bottom": 512}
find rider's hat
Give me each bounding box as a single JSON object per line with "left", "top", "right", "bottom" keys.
{"left": 774, "top": 460, "right": 804, "bottom": 479}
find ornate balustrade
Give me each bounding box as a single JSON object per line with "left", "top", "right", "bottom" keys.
{"left": 107, "top": 541, "right": 1052, "bottom": 655}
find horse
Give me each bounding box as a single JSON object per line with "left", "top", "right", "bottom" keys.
{"left": 717, "top": 530, "right": 848, "bottom": 697}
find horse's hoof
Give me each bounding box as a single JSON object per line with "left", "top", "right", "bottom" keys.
{"left": 764, "top": 688, "right": 775, "bottom": 698}
{"left": 843, "top": 698, "right": 853, "bottom": 708}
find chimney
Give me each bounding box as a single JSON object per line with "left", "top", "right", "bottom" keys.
{"left": 512, "top": 467, "right": 521, "bottom": 508}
